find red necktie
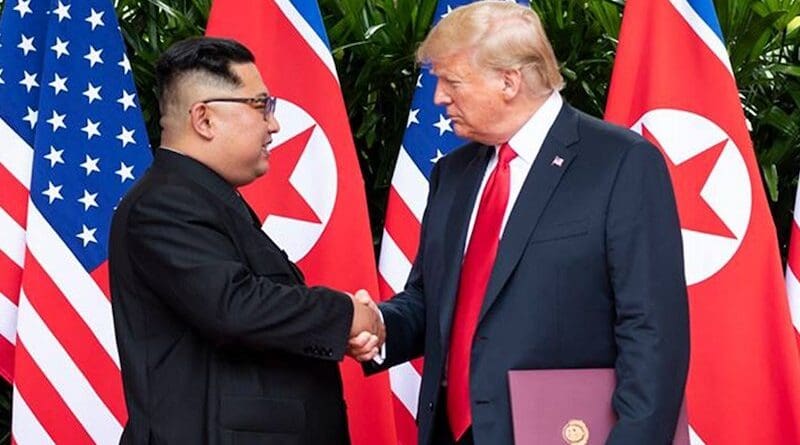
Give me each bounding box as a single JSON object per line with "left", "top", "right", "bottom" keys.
{"left": 447, "top": 143, "right": 517, "bottom": 440}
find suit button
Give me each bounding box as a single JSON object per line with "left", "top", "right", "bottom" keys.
{"left": 427, "top": 402, "right": 434, "bottom": 412}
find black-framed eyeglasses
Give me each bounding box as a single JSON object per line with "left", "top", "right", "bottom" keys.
{"left": 195, "top": 96, "right": 277, "bottom": 120}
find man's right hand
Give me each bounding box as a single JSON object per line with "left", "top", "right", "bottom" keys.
{"left": 348, "top": 290, "right": 385, "bottom": 361}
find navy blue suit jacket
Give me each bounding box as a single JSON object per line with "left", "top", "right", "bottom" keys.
{"left": 371, "top": 104, "right": 690, "bottom": 445}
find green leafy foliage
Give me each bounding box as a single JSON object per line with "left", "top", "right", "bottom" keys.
{"left": 319, "top": 0, "right": 437, "bottom": 235}
{"left": 716, "top": 0, "right": 800, "bottom": 249}
{"left": 531, "top": 0, "right": 623, "bottom": 118}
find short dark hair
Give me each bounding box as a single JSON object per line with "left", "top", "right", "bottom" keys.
{"left": 155, "top": 37, "right": 255, "bottom": 106}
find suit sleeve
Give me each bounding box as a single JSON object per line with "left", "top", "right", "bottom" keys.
{"left": 364, "top": 162, "right": 444, "bottom": 373}
{"left": 605, "top": 141, "right": 690, "bottom": 444}
{"left": 125, "top": 183, "right": 354, "bottom": 361}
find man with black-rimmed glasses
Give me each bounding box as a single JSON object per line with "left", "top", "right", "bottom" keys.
{"left": 109, "top": 37, "right": 382, "bottom": 445}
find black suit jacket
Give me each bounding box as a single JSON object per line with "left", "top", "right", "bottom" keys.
{"left": 370, "top": 104, "right": 690, "bottom": 445}
{"left": 110, "top": 150, "right": 354, "bottom": 445}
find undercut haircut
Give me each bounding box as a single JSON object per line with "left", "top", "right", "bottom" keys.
{"left": 155, "top": 37, "right": 255, "bottom": 115}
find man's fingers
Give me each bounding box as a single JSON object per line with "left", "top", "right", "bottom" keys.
{"left": 353, "top": 289, "right": 368, "bottom": 303}
{"left": 348, "top": 331, "right": 372, "bottom": 349}
{"left": 358, "top": 334, "right": 379, "bottom": 352}
{"left": 356, "top": 347, "right": 379, "bottom": 362}
{"left": 348, "top": 332, "right": 379, "bottom": 357}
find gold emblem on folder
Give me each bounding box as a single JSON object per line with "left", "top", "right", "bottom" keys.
{"left": 562, "top": 419, "right": 589, "bottom": 445}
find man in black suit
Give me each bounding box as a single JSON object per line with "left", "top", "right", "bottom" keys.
{"left": 351, "top": 2, "right": 690, "bottom": 444}
{"left": 109, "top": 37, "right": 382, "bottom": 445}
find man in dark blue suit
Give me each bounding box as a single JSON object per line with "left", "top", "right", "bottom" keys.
{"left": 351, "top": 2, "right": 690, "bottom": 444}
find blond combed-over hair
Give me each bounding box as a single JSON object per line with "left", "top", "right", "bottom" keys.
{"left": 417, "top": 1, "right": 564, "bottom": 96}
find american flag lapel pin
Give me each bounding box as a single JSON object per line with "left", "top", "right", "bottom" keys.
{"left": 551, "top": 155, "right": 564, "bottom": 167}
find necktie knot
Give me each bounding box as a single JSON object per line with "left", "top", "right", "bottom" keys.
{"left": 498, "top": 142, "right": 517, "bottom": 166}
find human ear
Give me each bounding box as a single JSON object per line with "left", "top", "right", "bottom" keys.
{"left": 501, "top": 68, "right": 523, "bottom": 100}
{"left": 189, "top": 103, "right": 215, "bottom": 140}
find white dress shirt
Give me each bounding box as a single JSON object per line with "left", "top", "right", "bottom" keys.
{"left": 373, "top": 92, "right": 563, "bottom": 364}
{"left": 463, "top": 91, "right": 563, "bottom": 249}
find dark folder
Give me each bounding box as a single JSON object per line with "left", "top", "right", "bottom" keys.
{"left": 508, "top": 368, "right": 689, "bottom": 444}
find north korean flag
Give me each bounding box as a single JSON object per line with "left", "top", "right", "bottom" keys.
{"left": 606, "top": 0, "right": 800, "bottom": 443}
{"left": 207, "top": 1, "right": 397, "bottom": 444}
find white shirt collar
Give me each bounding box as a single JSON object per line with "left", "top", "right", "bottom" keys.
{"left": 501, "top": 90, "right": 563, "bottom": 164}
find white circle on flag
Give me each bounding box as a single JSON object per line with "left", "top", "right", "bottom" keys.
{"left": 631, "top": 109, "right": 751, "bottom": 286}
{"left": 262, "top": 99, "right": 337, "bottom": 262}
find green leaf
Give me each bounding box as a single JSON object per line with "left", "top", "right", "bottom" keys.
{"left": 774, "top": 63, "right": 800, "bottom": 77}
{"left": 763, "top": 163, "right": 780, "bottom": 202}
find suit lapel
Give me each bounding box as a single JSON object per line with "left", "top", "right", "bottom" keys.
{"left": 438, "top": 145, "right": 492, "bottom": 347}
{"left": 478, "top": 105, "right": 580, "bottom": 323}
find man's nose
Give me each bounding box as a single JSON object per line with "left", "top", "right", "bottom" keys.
{"left": 267, "top": 113, "right": 280, "bottom": 134}
{"left": 433, "top": 81, "right": 451, "bottom": 106}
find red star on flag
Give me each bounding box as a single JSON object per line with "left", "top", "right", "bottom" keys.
{"left": 244, "top": 125, "right": 321, "bottom": 224}
{"left": 642, "top": 124, "right": 736, "bottom": 239}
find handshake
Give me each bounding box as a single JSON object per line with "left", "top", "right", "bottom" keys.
{"left": 347, "top": 289, "right": 385, "bottom": 362}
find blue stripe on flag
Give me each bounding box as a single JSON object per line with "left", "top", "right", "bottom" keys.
{"left": 687, "top": 0, "right": 725, "bottom": 42}
{"left": 288, "top": 0, "right": 331, "bottom": 49}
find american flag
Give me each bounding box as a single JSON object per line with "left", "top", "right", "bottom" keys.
{"left": 786, "top": 175, "right": 800, "bottom": 344}
{"left": 376, "top": 1, "right": 522, "bottom": 442}
{"left": 0, "top": 0, "right": 151, "bottom": 442}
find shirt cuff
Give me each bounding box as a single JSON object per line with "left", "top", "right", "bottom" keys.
{"left": 373, "top": 308, "right": 386, "bottom": 365}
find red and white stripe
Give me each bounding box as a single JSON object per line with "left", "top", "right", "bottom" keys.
{"left": 378, "top": 145, "right": 432, "bottom": 444}
{"left": 0, "top": 116, "right": 126, "bottom": 444}
{"left": 0, "top": 118, "right": 30, "bottom": 382}
{"left": 785, "top": 173, "right": 800, "bottom": 342}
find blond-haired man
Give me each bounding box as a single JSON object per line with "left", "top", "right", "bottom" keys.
{"left": 357, "top": 2, "right": 689, "bottom": 444}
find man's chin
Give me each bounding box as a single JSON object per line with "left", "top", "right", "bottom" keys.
{"left": 451, "top": 124, "right": 469, "bottom": 140}
{"left": 254, "top": 162, "right": 269, "bottom": 178}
